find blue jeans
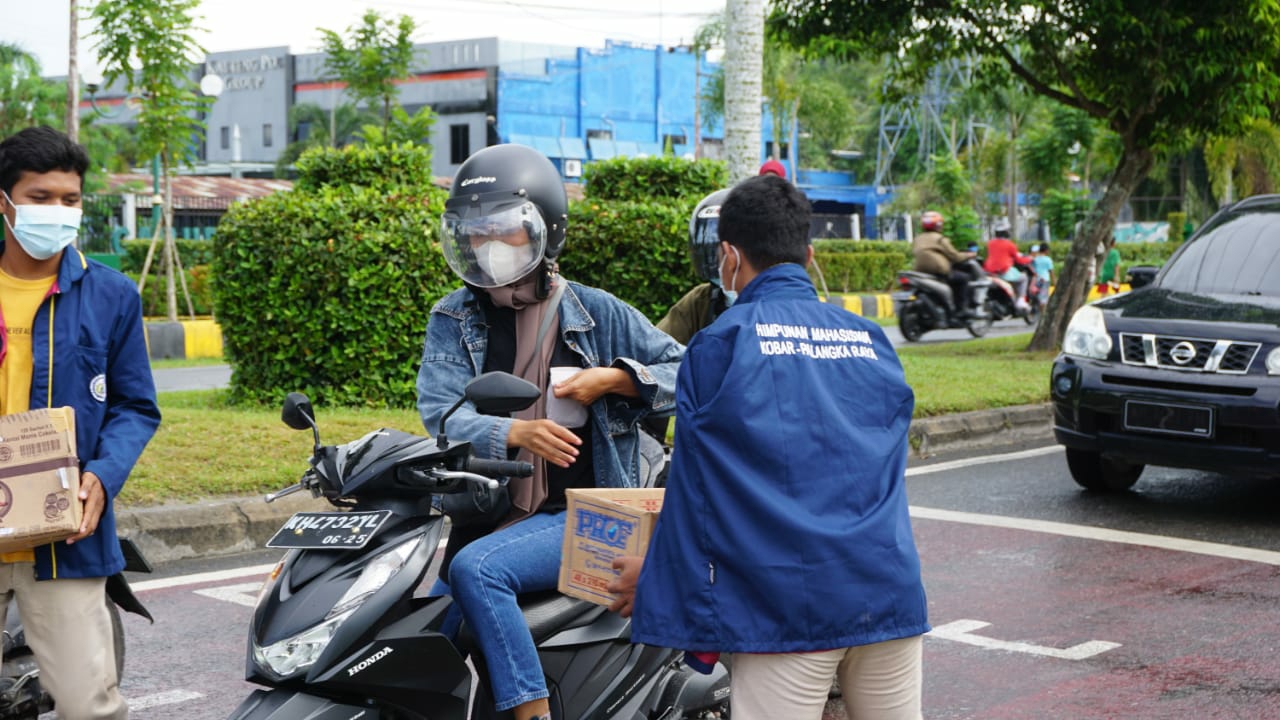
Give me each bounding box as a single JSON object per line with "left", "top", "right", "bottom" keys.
{"left": 447, "top": 511, "right": 566, "bottom": 712}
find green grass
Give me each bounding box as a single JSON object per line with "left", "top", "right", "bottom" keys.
{"left": 897, "top": 332, "right": 1055, "bottom": 417}
{"left": 122, "top": 334, "right": 1055, "bottom": 507}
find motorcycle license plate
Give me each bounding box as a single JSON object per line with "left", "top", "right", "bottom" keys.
{"left": 266, "top": 510, "right": 392, "bottom": 550}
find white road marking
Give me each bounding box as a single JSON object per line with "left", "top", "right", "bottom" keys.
{"left": 131, "top": 564, "right": 278, "bottom": 592}
{"left": 129, "top": 689, "right": 206, "bottom": 710}
{"left": 909, "top": 506, "right": 1280, "bottom": 566}
{"left": 929, "top": 619, "right": 1121, "bottom": 660}
{"left": 40, "top": 690, "right": 207, "bottom": 716}
{"left": 193, "top": 581, "right": 263, "bottom": 607}
{"left": 906, "top": 444, "right": 1063, "bottom": 477}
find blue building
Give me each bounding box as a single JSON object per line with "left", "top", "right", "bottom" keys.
{"left": 85, "top": 36, "right": 891, "bottom": 237}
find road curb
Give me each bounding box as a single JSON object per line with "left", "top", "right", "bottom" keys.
{"left": 908, "top": 403, "right": 1053, "bottom": 458}
{"left": 116, "top": 404, "right": 1055, "bottom": 565}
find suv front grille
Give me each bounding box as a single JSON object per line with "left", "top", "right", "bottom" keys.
{"left": 1119, "top": 333, "right": 1260, "bottom": 374}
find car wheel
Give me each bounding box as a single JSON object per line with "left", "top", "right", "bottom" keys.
{"left": 899, "top": 305, "right": 925, "bottom": 342}
{"left": 1065, "top": 448, "right": 1144, "bottom": 491}
{"left": 966, "top": 300, "right": 994, "bottom": 338}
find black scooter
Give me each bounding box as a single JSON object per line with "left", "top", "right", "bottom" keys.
{"left": 893, "top": 258, "right": 994, "bottom": 342}
{"left": 226, "top": 371, "right": 730, "bottom": 720}
{"left": 0, "top": 539, "right": 153, "bottom": 719}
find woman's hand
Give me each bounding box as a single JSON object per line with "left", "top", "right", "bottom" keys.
{"left": 553, "top": 367, "right": 637, "bottom": 405}
{"left": 508, "top": 419, "right": 581, "bottom": 468}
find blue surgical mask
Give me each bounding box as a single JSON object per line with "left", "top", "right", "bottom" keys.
{"left": 718, "top": 245, "right": 740, "bottom": 306}
{"left": 3, "top": 192, "right": 82, "bottom": 260}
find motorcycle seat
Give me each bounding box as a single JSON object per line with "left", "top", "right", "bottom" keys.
{"left": 454, "top": 590, "right": 603, "bottom": 654}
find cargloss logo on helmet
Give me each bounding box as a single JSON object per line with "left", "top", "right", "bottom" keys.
{"left": 459, "top": 176, "right": 497, "bottom": 187}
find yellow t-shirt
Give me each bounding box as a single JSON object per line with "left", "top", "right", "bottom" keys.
{"left": 0, "top": 268, "right": 57, "bottom": 563}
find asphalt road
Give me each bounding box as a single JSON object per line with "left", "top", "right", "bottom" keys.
{"left": 107, "top": 439, "right": 1280, "bottom": 719}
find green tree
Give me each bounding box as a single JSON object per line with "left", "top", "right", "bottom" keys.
{"left": 1204, "top": 117, "right": 1280, "bottom": 204}
{"left": 274, "top": 102, "right": 375, "bottom": 176}
{"left": 356, "top": 105, "right": 437, "bottom": 147}
{"left": 773, "top": 1, "right": 1280, "bottom": 350}
{"left": 318, "top": 10, "right": 417, "bottom": 135}
{"left": 0, "top": 43, "right": 64, "bottom": 135}
{"left": 91, "top": 0, "right": 210, "bottom": 321}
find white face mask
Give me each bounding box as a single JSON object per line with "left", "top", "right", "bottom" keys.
{"left": 2, "top": 192, "right": 81, "bottom": 261}
{"left": 718, "top": 244, "right": 740, "bottom": 306}
{"left": 474, "top": 240, "right": 536, "bottom": 286}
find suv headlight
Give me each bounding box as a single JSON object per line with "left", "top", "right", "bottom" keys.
{"left": 1062, "top": 305, "right": 1112, "bottom": 359}
{"left": 252, "top": 535, "right": 422, "bottom": 679}
{"left": 1267, "top": 347, "right": 1280, "bottom": 375}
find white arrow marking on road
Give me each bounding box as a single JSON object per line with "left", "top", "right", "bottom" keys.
{"left": 40, "top": 690, "right": 207, "bottom": 716}
{"left": 193, "top": 581, "right": 263, "bottom": 607}
{"left": 129, "top": 689, "right": 206, "bottom": 710}
{"left": 929, "top": 619, "right": 1120, "bottom": 660}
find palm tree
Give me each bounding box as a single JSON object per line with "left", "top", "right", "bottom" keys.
{"left": 723, "top": 0, "right": 765, "bottom": 183}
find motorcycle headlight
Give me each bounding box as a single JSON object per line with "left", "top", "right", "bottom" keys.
{"left": 1062, "top": 305, "right": 1112, "bottom": 360}
{"left": 252, "top": 536, "right": 422, "bottom": 679}
{"left": 1267, "top": 347, "right": 1280, "bottom": 375}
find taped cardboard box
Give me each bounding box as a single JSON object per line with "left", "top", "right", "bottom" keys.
{"left": 559, "top": 487, "right": 664, "bottom": 606}
{"left": 0, "top": 408, "right": 82, "bottom": 553}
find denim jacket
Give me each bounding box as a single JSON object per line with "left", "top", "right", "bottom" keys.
{"left": 416, "top": 281, "right": 683, "bottom": 488}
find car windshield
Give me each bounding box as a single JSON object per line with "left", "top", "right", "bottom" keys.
{"left": 1159, "top": 208, "right": 1280, "bottom": 296}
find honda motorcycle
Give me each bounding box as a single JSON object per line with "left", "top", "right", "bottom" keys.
{"left": 893, "top": 258, "right": 994, "bottom": 342}
{"left": 0, "top": 539, "right": 152, "bottom": 719}
{"left": 226, "top": 371, "right": 730, "bottom": 720}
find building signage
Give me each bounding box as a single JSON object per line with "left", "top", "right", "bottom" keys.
{"left": 207, "top": 54, "right": 283, "bottom": 91}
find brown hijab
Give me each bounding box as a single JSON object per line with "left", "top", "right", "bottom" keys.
{"left": 486, "top": 270, "right": 562, "bottom": 525}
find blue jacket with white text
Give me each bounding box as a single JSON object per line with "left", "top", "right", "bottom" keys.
{"left": 631, "top": 263, "right": 929, "bottom": 653}
{"left": 0, "top": 245, "right": 161, "bottom": 580}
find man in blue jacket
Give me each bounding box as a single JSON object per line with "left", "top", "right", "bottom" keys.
{"left": 611, "top": 175, "right": 929, "bottom": 719}
{"left": 0, "top": 126, "right": 160, "bottom": 719}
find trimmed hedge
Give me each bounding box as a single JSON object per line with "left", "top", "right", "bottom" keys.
{"left": 558, "top": 198, "right": 695, "bottom": 322}
{"left": 212, "top": 144, "right": 450, "bottom": 408}
{"left": 293, "top": 142, "right": 436, "bottom": 192}
{"left": 810, "top": 251, "right": 908, "bottom": 293}
{"left": 583, "top": 156, "right": 728, "bottom": 202}
{"left": 120, "top": 238, "right": 216, "bottom": 273}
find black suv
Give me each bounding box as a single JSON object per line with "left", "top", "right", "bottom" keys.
{"left": 1051, "top": 195, "right": 1280, "bottom": 490}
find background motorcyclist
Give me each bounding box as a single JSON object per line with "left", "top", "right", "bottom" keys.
{"left": 417, "top": 143, "right": 683, "bottom": 720}
{"left": 657, "top": 188, "right": 733, "bottom": 345}
{"left": 911, "top": 210, "right": 976, "bottom": 318}
{"left": 983, "top": 219, "right": 1032, "bottom": 311}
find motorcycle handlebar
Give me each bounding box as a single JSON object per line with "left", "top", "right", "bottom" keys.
{"left": 465, "top": 457, "right": 535, "bottom": 478}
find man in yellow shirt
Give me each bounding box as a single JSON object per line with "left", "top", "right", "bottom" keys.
{"left": 0, "top": 126, "right": 160, "bottom": 719}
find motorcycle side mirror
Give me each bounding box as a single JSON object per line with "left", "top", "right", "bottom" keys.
{"left": 436, "top": 372, "right": 541, "bottom": 449}
{"left": 282, "top": 392, "right": 321, "bottom": 452}
{"left": 466, "top": 372, "right": 541, "bottom": 414}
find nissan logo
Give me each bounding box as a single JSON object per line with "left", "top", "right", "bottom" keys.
{"left": 1169, "top": 341, "right": 1197, "bottom": 365}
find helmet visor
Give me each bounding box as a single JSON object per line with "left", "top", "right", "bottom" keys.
{"left": 690, "top": 216, "right": 721, "bottom": 283}
{"left": 442, "top": 200, "right": 547, "bottom": 287}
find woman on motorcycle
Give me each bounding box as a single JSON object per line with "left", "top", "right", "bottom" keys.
{"left": 416, "top": 143, "right": 683, "bottom": 720}
{"left": 983, "top": 220, "right": 1033, "bottom": 311}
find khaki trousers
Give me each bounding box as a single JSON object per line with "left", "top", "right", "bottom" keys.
{"left": 730, "top": 635, "right": 923, "bottom": 720}
{"left": 0, "top": 563, "right": 127, "bottom": 719}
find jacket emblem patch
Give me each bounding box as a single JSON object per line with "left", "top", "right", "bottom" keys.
{"left": 90, "top": 374, "right": 107, "bottom": 402}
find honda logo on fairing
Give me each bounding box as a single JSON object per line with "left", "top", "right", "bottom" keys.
{"left": 1170, "top": 342, "right": 1197, "bottom": 365}
{"left": 347, "top": 646, "right": 394, "bottom": 676}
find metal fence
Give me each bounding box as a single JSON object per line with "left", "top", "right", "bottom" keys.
{"left": 82, "top": 194, "right": 227, "bottom": 255}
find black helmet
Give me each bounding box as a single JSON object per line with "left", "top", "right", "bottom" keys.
{"left": 441, "top": 143, "right": 568, "bottom": 287}
{"left": 688, "top": 189, "right": 731, "bottom": 284}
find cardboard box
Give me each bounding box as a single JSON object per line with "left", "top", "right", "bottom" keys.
{"left": 0, "top": 408, "right": 82, "bottom": 553}
{"left": 559, "top": 488, "right": 664, "bottom": 606}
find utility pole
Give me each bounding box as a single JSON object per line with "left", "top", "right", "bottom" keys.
{"left": 66, "top": 0, "right": 79, "bottom": 142}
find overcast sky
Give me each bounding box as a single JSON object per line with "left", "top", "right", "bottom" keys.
{"left": 2, "top": 0, "right": 725, "bottom": 81}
